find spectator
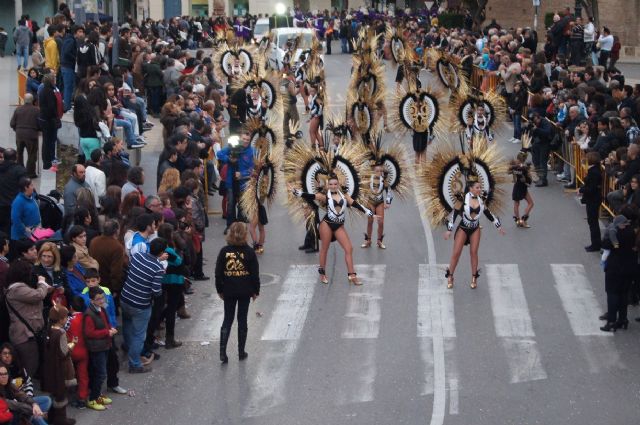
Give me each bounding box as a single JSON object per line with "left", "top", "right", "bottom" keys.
{"left": 85, "top": 149, "right": 107, "bottom": 206}
{"left": 60, "top": 25, "right": 85, "bottom": 111}
{"left": 529, "top": 113, "right": 553, "bottom": 187}
{"left": 63, "top": 164, "right": 89, "bottom": 216}
{"left": 67, "top": 225, "right": 99, "bottom": 271}
{"left": 0, "top": 149, "right": 28, "bottom": 235}
{"left": 0, "top": 343, "right": 34, "bottom": 397}
{"left": 121, "top": 166, "right": 145, "bottom": 202}
{"left": 60, "top": 245, "right": 86, "bottom": 298}
{"left": 13, "top": 20, "right": 31, "bottom": 71}
{"left": 10, "top": 94, "right": 40, "bottom": 178}
{"left": 0, "top": 364, "right": 51, "bottom": 425}
{"left": 4, "top": 260, "right": 50, "bottom": 377}
{"left": 579, "top": 151, "right": 603, "bottom": 252}
{"left": 37, "top": 73, "right": 62, "bottom": 171}
{"left": 120, "top": 238, "right": 167, "bottom": 373}
{"left": 65, "top": 296, "right": 88, "bottom": 409}
{"left": 88, "top": 221, "right": 125, "bottom": 297}
{"left": 597, "top": 26, "right": 613, "bottom": 69}
{"left": 10, "top": 177, "right": 40, "bottom": 243}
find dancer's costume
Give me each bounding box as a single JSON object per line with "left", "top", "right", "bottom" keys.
{"left": 389, "top": 61, "right": 448, "bottom": 154}
{"left": 348, "top": 28, "right": 386, "bottom": 142}
{"left": 285, "top": 133, "right": 374, "bottom": 242}
{"left": 509, "top": 133, "right": 535, "bottom": 202}
{"left": 431, "top": 49, "right": 470, "bottom": 95}
{"left": 365, "top": 131, "right": 409, "bottom": 208}
{"left": 416, "top": 137, "right": 508, "bottom": 244}
{"left": 450, "top": 90, "right": 506, "bottom": 150}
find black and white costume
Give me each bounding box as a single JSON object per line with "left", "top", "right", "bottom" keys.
{"left": 447, "top": 192, "right": 501, "bottom": 245}
{"left": 369, "top": 175, "right": 393, "bottom": 207}
{"left": 509, "top": 163, "right": 532, "bottom": 201}
{"left": 309, "top": 93, "right": 323, "bottom": 128}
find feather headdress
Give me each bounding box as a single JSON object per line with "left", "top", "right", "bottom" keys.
{"left": 366, "top": 130, "right": 410, "bottom": 200}
{"left": 416, "top": 137, "right": 509, "bottom": 226}
{"left": 449, "top": 90, "right": 506, "bottom": 134}
{"left": 213, "top": 42, "right": 256, "bottom": 80}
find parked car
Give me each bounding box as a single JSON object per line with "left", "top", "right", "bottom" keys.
{"left": 268, "top": 27, "right": 324, "bottom": 70}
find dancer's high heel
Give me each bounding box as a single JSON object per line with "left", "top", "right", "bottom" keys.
{"left": 470, "top": 271, "right": 480, "bottom": 289}
{"left": 318, "top": 267, "right": 329, "bottom": 284}
{"left": 521, "top": 214, "right": 531, "bottom": 228}
{"left": 348, "top": 273, "right": 362, "bottom": 285}
{"left": 445, "top": 268, "right": 454, "bottom": 289}
{"left": 361, "top": 234, "right": 371, "bottom": 248}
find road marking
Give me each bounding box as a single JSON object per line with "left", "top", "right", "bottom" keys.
{"left": 415, "top": 173, "right": 447, "bottom": 425}
{"left": 336, "top": 340, "right": 377, "bottom": 405}
{"left": 448, "top": 378, "right": 459, "bottom": 415}
{"left": 418, "top": 264, "right": 456, "bottom": 338}
{"left": 487, "top": 264, "right": 547, "bottom": 384}
{"left": 261, "top": 265, "right": 318, "bottom": 341}
{"left": 550, "top": 264, "right": 612, "bottom": 337}
{"left": 244, "top": 265, "right": 318, "bottom": 417}
{"left": 341, "top": 264, "right": 385, "bottom": 339}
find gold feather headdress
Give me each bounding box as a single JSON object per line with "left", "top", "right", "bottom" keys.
{"left": 389, "top": 76, "right": 448, "bottom": 140}
{"left": 430, "top": 49, "right": 470, "bottom": 95}
{"left": 230, "top": 55, "right": 284, "bottom": 115}
{"left": 284, "top": 135, "right": 373, "bottom": 226}
{"left": 449, "top": 89, "right": 506, "bottom": 134}
{"left": 213, "top": 42, "right": 256, "bottom": 80}
{"left": 384, "top": 23, "right": 407, "bottom": 66}
{"left": 366, "top": 130, "right": 410, "bottom": 200}
{"left": 416, "top": 137, "right": 509, "bottom": 226}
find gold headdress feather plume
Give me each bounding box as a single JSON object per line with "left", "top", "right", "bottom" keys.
{"left": 230, "top": 52, "right": 284, "bottom": 117}
{"left": 366, "top": 130, "right": 410, "bottom": 200}
{"left": 449, "top": 89, "right": 506, "bottom": 134}
{"left": 416, "top": 136, "right": 509, "bottom": 226}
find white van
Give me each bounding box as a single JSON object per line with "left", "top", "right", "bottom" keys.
{"left": 267, "top": 27, "right": 324, "bottom": 70}
{"left": 253, "top": 18, "right": 270, "bottom": 43}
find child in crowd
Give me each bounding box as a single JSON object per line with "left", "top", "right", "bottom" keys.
{"left": 66, "top": 296, "right": 89, "bottom": 409}
{"left": 42, "top": 302, "right": 77, "bottom": 424}
{"left": 82, "top": 286, "right": 117, "bottom": 411}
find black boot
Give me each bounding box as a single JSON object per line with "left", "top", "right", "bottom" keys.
{"left": 238, "top": 328, "right": 248, "bottom": 360}
{"left": 299, "top": 228, "right": 314, "bottom": 250}
{"left": 220, "top": 327, "right": 230, "bottom": 363}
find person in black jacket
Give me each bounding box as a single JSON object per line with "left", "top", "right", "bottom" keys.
{"left": 38, "top": 73, "right": 61, "bottom": 170}
{"left": 0, "top": 149, "right": 27, "bottom": 235}
{"left": 607, "top": 144, "right": 640, "bottom": 212}
{"left": 579, "top": 151, "right": 603, "bottom": 252}
{"left": 529, "top": 113, "right": 553, "bottom": 186}
{"left": 599, "top": 205, "right": 637, "bottom": 331}
{"left": 215, "top": 222, "right": 260, "bottom": 364}
{"left": 508, "top": 81, "right": 527, "bottom": 144}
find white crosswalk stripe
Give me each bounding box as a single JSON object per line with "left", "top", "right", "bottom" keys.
{"left": 244, "top": 265, "right": 318, "bottom": 417}
{"left": 336, "top": 265, "right": 386, "bottom": 405}
{"left": 487, "top": 264, "right": 547, "bottom": 383}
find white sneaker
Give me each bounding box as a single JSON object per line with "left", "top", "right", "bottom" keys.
{"left": 512, "top": 138, "right": 521, "bottom": 144}
{"left": 508, "top": 137, "right": 515, "bottom": 142}
{"left": 556, "top": 173, "right": 566, "bottom": 180}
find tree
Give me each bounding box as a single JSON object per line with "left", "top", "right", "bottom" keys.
{"left": 462, "top": 0, "right": 489, "bottom": 31}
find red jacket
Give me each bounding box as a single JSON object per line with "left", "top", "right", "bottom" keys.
{"left": 0, "top": 398, "right": 13, "bottom": 423}
{"left": 66, "top": 312, "right": 88, "bottom": 361}
{"left": 82, "top": 306, "right": 112, "bottom": 350}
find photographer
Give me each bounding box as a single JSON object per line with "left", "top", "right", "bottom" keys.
{"left": 217, "top": 130, "right": 255, "bottom": 235}
{"left": 528, "top": 113, "right": 553, "bottom": 187}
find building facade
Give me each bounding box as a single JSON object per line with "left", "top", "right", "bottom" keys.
{"left": 485, "top": 0, "right": 640, "bottom": 56}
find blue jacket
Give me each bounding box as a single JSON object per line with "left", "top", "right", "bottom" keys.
{"left": 81, "top": 285, "right": 117, "bottom": 327}
{"left": 217, "top": 144, "right": 255, "bottom": 188}
{"left": 10, "top": 192, "right": 40, "bottom": 240}
{"left": 65, "top": 264, "right": 87, "bottom": 298}
{"left": 60, "top": 34, "right": 77, "bottom": 69}
{"left": 162, "top": 247, "right": 184, "bottom": 285}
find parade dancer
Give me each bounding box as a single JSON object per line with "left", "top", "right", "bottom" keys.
{"left": 285, "top": 139, "right": 376, "bottom": 285}
{"left": 508, "top": 139, "right": 535, "bottom": 228}
{"left": 416, "top": 138, "right": 508, "bottom": 289}
{"left": 361, "top": 133, "right": 408, "bottom": 249}
{"left": 451, "top": 91, "right": 506, "bottom": 151}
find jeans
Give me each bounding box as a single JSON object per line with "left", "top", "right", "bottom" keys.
{"left": 88, "top": 350, "right": 108, "bottom": 401}
{"left": 121, "top": 302, "right": 152, "bottom": 368}
{"left": 114, "top": 118, "right": 136, "bottom": 146}
{"left": 123, "top": 96, "right": 148, "bottom": 132}
{"left": 28, "top": 396, "right": 51, "bottom": 425}
{"left": 599, "top": 50, "right": 611, "bottom": 69}
{"left": 161, "top": 284, "right": 183, "bottom": 340}
{"left": 61, "top": 67, "right": 76, "bottom": 111}
{"left": 513, "top": 113, "right": 522, "bottom": 139}
{"left": 340, "top": 37, "right": 348, "bottom": 53}
{"left": 119, "top": 109, "right": 140, "bottom": 136}
{"left": 16, "top": 45, "right": 29, "bottom": 69}
{"left": 221, "top": 296, "right": 250, "bottom": 332}
{"left": 531, "top": 142, "right": 551, "bottom": 182}
{"left": 147, "top": 86, "right": 163, "bottom": 115}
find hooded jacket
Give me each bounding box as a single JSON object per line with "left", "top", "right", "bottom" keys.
{"left": 0, "top": 161, "right": 27, "bottom": 207}
{"left": 60, "top": 33, "right": 77, "bottom": 69}
{"left": 44, "top": 37, "right": 59, "bottom": 70}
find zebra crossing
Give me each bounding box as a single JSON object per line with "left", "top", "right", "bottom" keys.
{"left": 183, "top": 262, "right": 624, "bottom": 417}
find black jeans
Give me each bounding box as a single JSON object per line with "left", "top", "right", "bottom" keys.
{"left": 143, "top": 295, "right": 165, "bottom": 353}
{"left": 0, "top": 206, "right": 11, "bottom": 236}
{"left": 585, "top": 201, "right": 601, "bottom": 248}
{"left": 221, "top": 296, "right": 250, "bottom": 332}
{"left": 40, "top": 119, "right": 58, "bottom": 169}
{"left": 606, "top": 291, "right": 629, "bottom": 323}
{"left": 532, "top": 142, "right": 551, "bottom": 182}
{"left": 89, "top": 350, "right": 108, "bottom": 401}
{"left": 161, "top": 284, "right": 183, "bottom": 339}
{"left": 106, "top": 341, "right": 120, "bottom": 388}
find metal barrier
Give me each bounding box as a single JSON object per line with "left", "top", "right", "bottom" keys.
{"left": 468, "top": 74, "right": 618, "bottom": 217}
{"left": 17, "top": 70, "right": 27, "bottom": 105}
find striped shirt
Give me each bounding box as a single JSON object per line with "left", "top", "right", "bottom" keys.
{"left": 120, "top": 252, "right": 165, "bottom": 309}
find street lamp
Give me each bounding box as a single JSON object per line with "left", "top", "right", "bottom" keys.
{"left": 275, "top": 3, "right": 289, "bottom": 27}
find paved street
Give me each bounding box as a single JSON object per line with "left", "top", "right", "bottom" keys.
{"left": 1, "top": 52, "right": 640, "bottom": 425}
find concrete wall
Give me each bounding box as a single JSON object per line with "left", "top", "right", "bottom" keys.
{"left": 485, "top": 0, "right": 640, "bottom": 56}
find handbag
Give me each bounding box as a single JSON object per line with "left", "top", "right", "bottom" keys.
{"left": 5, "top": 298, "right": 47, "bottom": 347}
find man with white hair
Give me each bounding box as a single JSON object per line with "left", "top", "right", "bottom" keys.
{"left": 9, "top": 93, "right": 40, "bottom": 178}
